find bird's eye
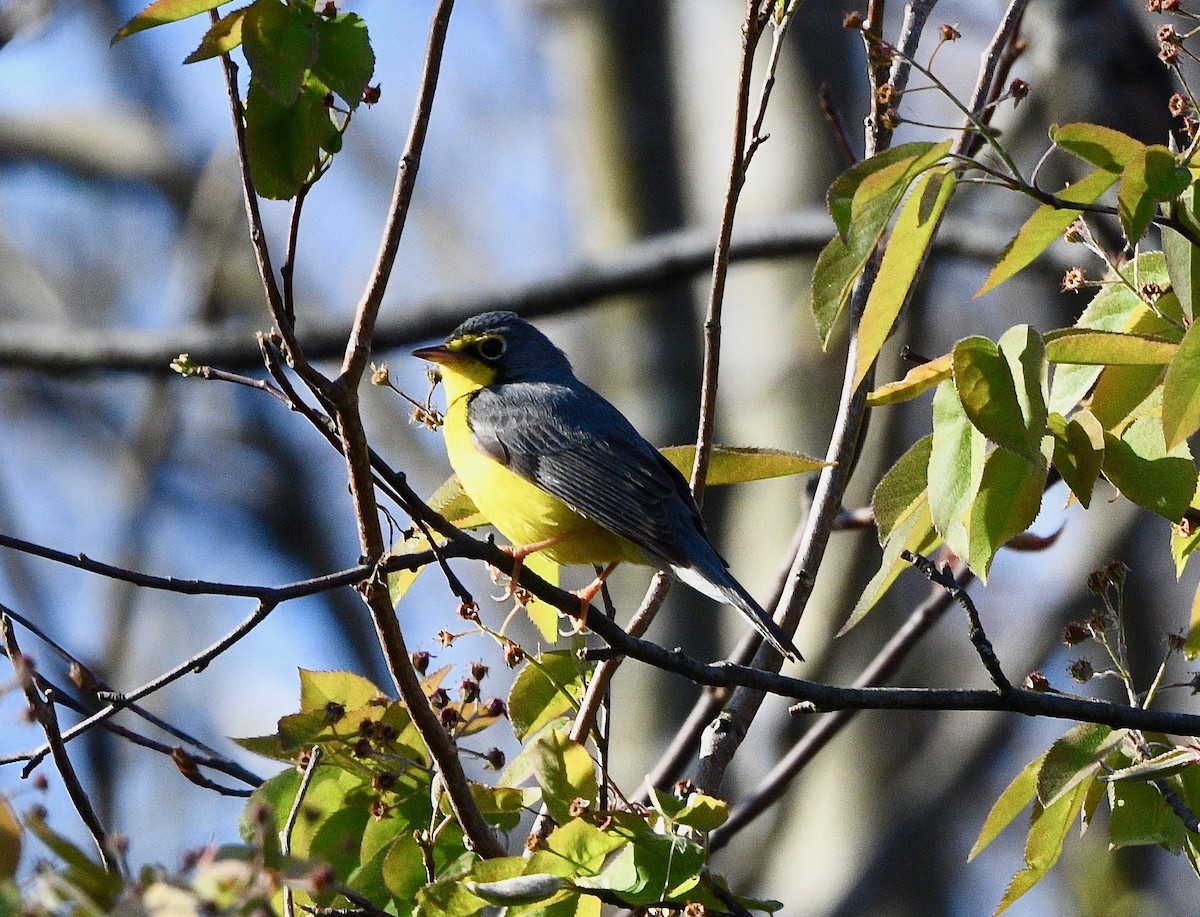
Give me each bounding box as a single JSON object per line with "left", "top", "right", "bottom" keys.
{"left": 477, "top": 336, "right": 506, "bottom": 361}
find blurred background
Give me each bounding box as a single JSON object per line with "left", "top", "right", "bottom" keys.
{"left": 0, "top": 0, "right": 1196, "bottom": 913}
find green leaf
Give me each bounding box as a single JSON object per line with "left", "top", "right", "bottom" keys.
{"left": 374, "top": 833, "right": 425, "bottom": 914}
{"left": 0, "top": 796, "right": 19, "bottom": 880}
{"left": 1165, "top": 182, "right": 1200, "bottom": 322}
{"left": 573, "top": 817, "right": 705, "bottom": 905}
{"left": 841, "top": 497, "right": 939, "bottom": 634}
{"left": 994, "top": 780, "right": 1092, "bottom": 915}
{"left": 242, "top": 0, "right": 320, "bottom": 106}
{"left": 657, "top": 444, "right": 827, "bottom": 484}
{"left": 1163, "top": 316, "right": 1200, "bottom": 449}
{"left": 245, "top": 76, "right": 339, "bottom": 200}
{"left": 970, "top": 753, "right": 1045, "bottom": 861}
{"left": 1047, "top": 411, "right": 1105, "bottom": 508}
{"left": 1109, "top": 779, "right": 1188, "bottom": 851}
{"left": 999, "top": 324, "right": 1049, "bottom": 457}
{"left": 530, "top": 731, "right": 598, "bottom": 826}
{"left": 953, "top": 336, "right": 1037, "bottom": 461}
{"left": 543, "top": 818, "right": 628, "bottom": 873}
{"left": 867, "top": 351, "right": 953, "bottom": 406}
{"left": 811, "top": 233, "right": 862, "bottom": 348}
{"left": 1102, "top": 416, "right": 1197, "bottom": 521}
{"left": 1089, "top": 363, "right": 1165, "bottom": 431}
{"left": 873, "top": 434, "right": 933, "bottom": 543}
{"left": 814, "top": 140, "right": 952, "bottom": 346}
{"left": 854, "top": 168, "right": 955, "bottom": 389}
{"left": 1118, "top": 145, "right": 1190, "bottom": 243}
{"left": 298, "top": 668, "right": 384, "bottom": 713}
{"left": 1188, "top": 579, "right": 1200, "bottom": 659}
{"left": 978, "top": 168, "right": 1119, "bottom": 297}
{"left": 966, "top": 445, "right": 1047, "bottom": 582}
{"left": 1103, "top": 746, "right": 1200, "bottom": 783}
{"left": 646, "top": 787, "right": 729, "bottom": 833}
{"left": 827, "top": 141, "right": 944, "bottom": 239}
{"left": 313, "top": 13, "right": 374, "bottom": 109}
{"left": 1036, "top": 723, "right": 1126, "bottom": 807}
{"left": 184, "top": 6, "right": 247, "bottom": 63}
{"left": 508, "top": 651, "right": 589, "bottom": 742}
{"left": 112, "top": 0, "right": 225, "bottom": 43}
{"left": 25, "top": 811, "right": 125, "bottom": 908}
{"left": 1051, "top": 123, "right": 1146, "bottom": 173}
{"left": 469, "top": 874, "right": 570, "bottom": 906}
{"left": 1045, "top": 329, "right": 1177, "bottom": 366}
{"left": 928, "top": 380, "right": 986, "bottom": 559}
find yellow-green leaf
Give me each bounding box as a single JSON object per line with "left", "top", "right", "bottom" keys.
{"left": 867, "top": 351, "right": 953, "bottom": 406}
{"left": 298, "top": 668, "right": 384, "bottom": 713}
{"left": 953, "top": 336, "right": 1037, "bottom": 462}
{"left": 112, "top": 0, "right": 224, "bottom": 43}
{"left": 1162, "top": 315, "right": 1200, "bottom": 449}
{"left": 658, "top": 444, "right": 827, "bottom": 485}
{"left": 855, "top": 168, "right": 956, "bottom": 390}
{"left": 1102, "top": 416, "right": 1197, "bottom": 521}
{"left": 977, "top": 168, "right": 1118, "bottom": 297}
{"left": 1051, "top": 123, "right": 1146, "bottom": 173}
{"left": 840, "top": 498, "right": 939, "bottom": 635}
{"left": 966, "top": 446, "right": 1048, "bottom": 582}
{"left": 970, "top": 753, "right": 1045, "bottom": 862}
{"left": 994, "top": 781, "right": 1092, "bottom": 915}
{"left": 1118, "top": 144, "right": 1190, "bottom": 244}
{"left": 827, "top": 141, "right": 945, "bottom": 239}
{"left": 530, "top": 730, "right": 598, "bottom": 825}
{"left": 183, "top": 6, "right": 246, "bottom": 63}
{"left": 1047, "top": 411, "right": 1104, "bottom": 508}
{"left": 0, "top": 796, "right": 19, "bottom": 880}
{"left": 873, "top": 434, "right": 933, "bottom": 544}
{"left": 999, "top": 324, "right": 1049, "bottom": 459}
{"left": 508, "top": 651, "right": 588, "bottom": 742}
{"left": 1045, "top": 329, "right": 1177, "bottom": 366}
{"left": 1036, "top": 723, "right": 1125, "bottom": 807}
{"left": 929, "top": 380, "right": 986, "bottom": 559}
{"left": 1186, "top": 578, "right": 1200, "bottom": 659}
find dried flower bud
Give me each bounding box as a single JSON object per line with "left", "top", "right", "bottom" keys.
{"left": 470, "top": 660, "right": 489, "bottom": 682}
{"left": 875, "top": 82, "right": 895, "bottom": 107}
{"left": 363, "top": 84, "right": 382, "bottom": 106}
{"left": 1160, "top": 42, "right": 1179, "bottom": 64}
{"left": 353, "top": 738, "right": 373, "bottom": 758}
{"left": 370, "top": 799, "right": 390, "bottom": 819}
{"left": 1009, "top": 78, "right": 1029, "bottom": 103}
{"left": 843, "top": 11, "right": 863, "bottom": 30}
{"left": 1062, "top": 622, "right": 1090, "bottom": 646}
{"left": 458, "top": 602, "right": 480, "bottom": 622}
{"left": 1165, "top": 0, "right": 1180, "bottom": 9}
{"left": 486, "top": 698, "right": 508, "bottom": 718}
{"left": 320, "top": 1, "right": 337, "bottom": 17}
{"left": 1167, "top": 632, "right": 1187, "bottom": 653}
{"left": 372, "top": 771, "right": 398, "bottom": 792}
{"left": 1170, "top": 93, "right": 1190, "bottom": 118}
{"left": 484, "top": 747, "right": 505, "bottom": 770}
{"left": 324, "top": 701, "right": 346, "bottom": 724}
{"left": 504, "top": 640, "right": 526, "bottom": 667}
{"left": 569, "top": 797, "right": 591, "bottom": 818}
{"left": 459, "top": 679, "right": 479, "bottom": 703}
{"left": 1142, "top": 282, "right": 1163, "bottom": 301}
{"left": 1068, "top": 658, "right": 1094, "bottom": 683}
{"left": 1064, "top": 220, "right": 1086, "bottom": 244}
{"left": 437, "top": 629, "right": 456, "bottom": 648}
{"left": 1061, "top": 268, "right": 1085, "bottom": 292}
{"left": 411, "top": 650, "right": 431, "bottom": 674}
{"left": 370, "top": 363, "right": 390, "bottom": 386}
{"left": 440, "top": 706, "right": 460, "bottom": 729}
{"left": 1158, "top": 23, "right": 1180, "bottom": 44}
{"left": 1024, "top": 671, "right": 1051, "bottom": 692}
{"left": 32, "top": 773, "right": 48, "bottom": 792}
{"left": 429, "top": 688, "right": 449, "bottom": 709}
{"left": 309, "top": 864, "right": 336, "bottom": 894}
{"left": 939, "top": 24, "right": 961, "bottom": 41}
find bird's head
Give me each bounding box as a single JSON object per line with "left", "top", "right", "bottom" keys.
{"left": 413, "top": 312, "right": 575, "bottom": 394}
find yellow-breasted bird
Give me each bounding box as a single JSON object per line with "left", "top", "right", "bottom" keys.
{"left": 414, "top": 311, "right": 802, "bottom": 663}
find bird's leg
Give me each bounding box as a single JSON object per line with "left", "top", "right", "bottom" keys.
{"left": 494, "top": 532, "right": 577, "bottom": 599}
{"left": 563, "top": 561, "right": 620, "bottom": 635}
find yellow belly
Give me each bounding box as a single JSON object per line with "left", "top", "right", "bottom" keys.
{"left": 443, "top": 394, "right": 645, "bottom": 567}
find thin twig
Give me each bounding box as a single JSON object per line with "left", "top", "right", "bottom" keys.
{"left": 955, "top": 0, "right": 1028, "bottom": 158}
{"left": 2, "top": 615, "right": 117, "bottom": 874}
{"left": 902, "top": 551, "right": 1010, "bottom": 691}
{"left": 282, "top": 746, "right": 323, "bottom": 917}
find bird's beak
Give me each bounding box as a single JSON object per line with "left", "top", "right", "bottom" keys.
{"left": 412, "top": 344, "right": 461, "bottom": 366}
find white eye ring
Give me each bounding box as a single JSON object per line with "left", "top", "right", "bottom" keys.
{"left": 478, "top": 336, "right": 506, "bottom": 360}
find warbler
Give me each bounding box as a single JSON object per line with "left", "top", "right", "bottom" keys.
{"left": 414, "top": 311, "right": 802, "bottom": 662}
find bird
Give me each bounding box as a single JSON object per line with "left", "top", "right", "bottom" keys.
{"left": 413, "top": 310, "right": 802, "bottom": 663}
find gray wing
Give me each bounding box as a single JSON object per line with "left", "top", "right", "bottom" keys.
{"left": 466, "top": 380, "right": 712, "bottom": 570}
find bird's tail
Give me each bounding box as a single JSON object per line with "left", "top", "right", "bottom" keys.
{"left": 673, "top": 564, "right": 804, "bottom": 663}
